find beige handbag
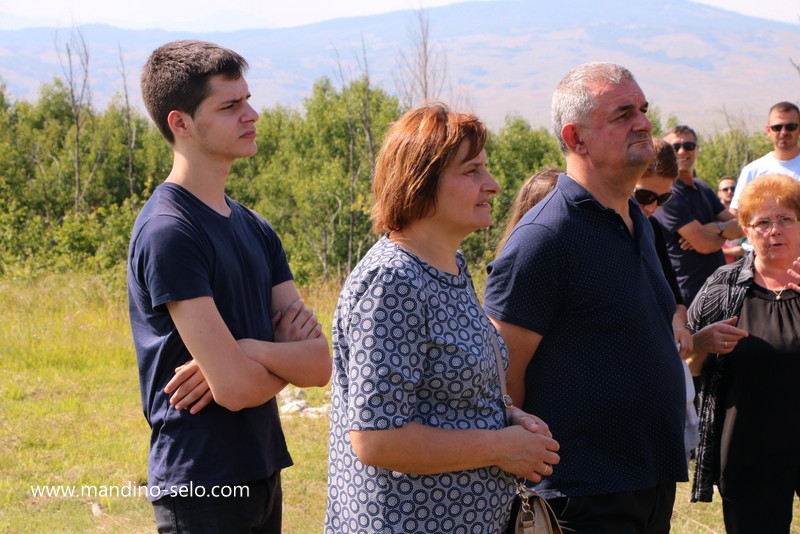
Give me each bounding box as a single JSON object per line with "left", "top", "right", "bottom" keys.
{"left": 508, "top": 479, "right": 562, "bottom": 534}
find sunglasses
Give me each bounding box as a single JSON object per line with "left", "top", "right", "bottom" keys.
{"left": 634, "top": 189, "right": 674, "bottom": 207}
{"left": 769, "top": 122, "right": 799, "bottom": 132}
{"left": 671, "top": 141, "right": 697, "bottom": 152}
{"left": 718, "top": 186, "right": 735, "bottom": 193}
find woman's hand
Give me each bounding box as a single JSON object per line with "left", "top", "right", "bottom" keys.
{"left": 507, "top": 406, "right": 552, "bottom": 438}
{"left": 692, "top": 317, "right": 748, "bottom": 355}
{"left": 787, "top": 256, "right": 800, "bottom": 293}
{"left": 496, "top": 425, "right": 560, "bottom": 482}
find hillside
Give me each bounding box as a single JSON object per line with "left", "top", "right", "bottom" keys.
{"left": 0, "top": 0, "right": 798, "bottom": 133}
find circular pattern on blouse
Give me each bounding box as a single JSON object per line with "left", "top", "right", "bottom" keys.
{"left": 325, "top": 236, "right": 514, "bottom": 534}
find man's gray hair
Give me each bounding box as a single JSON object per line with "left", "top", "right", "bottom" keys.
{"left": 551, "top": 62, "right": 636, "bottom": 153}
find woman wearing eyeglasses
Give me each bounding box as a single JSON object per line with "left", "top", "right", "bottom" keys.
{"left": 687, "top": 173, "right": 800, "bottom": 533}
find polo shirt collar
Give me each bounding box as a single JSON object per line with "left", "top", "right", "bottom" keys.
{"left": 557, "top": 173, "right": 646, "bottom": 242}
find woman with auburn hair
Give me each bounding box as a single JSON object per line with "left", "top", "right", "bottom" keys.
{"left": 325, "top": 102, "right": 559, "bottom": 534}
{"left": 688, "top": 173, "right": 800, "bottom": 533}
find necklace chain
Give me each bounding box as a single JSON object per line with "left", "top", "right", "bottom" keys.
{"left": 758, "top": 269, "right": 791, "bottom": 300}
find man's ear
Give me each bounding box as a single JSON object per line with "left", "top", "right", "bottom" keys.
{"left": 562, "top": 123, "right": 586, "bottom": 155}
{"left": 167, "top": 110, "right": 192, "bottom": 140}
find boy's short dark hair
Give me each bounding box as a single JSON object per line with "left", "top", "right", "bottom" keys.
{"left": 141, "top": 40, "right": 249, "bottom": 144}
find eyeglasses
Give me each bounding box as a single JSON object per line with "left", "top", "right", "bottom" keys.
{"left": 769, "top": 123, "right": 799, "bottom": 132}
{"left": 748, "top": 216, "right": 799, "bottom": 233}
{"left": 634, "top": 189, "right": 674, "bottom": 207}
{"left": 718, "top": 187, "right": 735, "bottom": 193}
{"left": 671, "top": 141, "right": 697, "bottom": 152}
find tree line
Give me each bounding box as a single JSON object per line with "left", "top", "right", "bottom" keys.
{"left": 0, "top": 62, "right": 772, "bottom": 285}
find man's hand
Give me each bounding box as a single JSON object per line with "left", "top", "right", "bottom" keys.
{"left": 678, "top": 236, "right": 696, "bottom": 251}
{"left": 672, "top": 305, "right": 693, "bottom": 358}
{"left": 272, "top": 298, "right": 322, "bottom": 342}
{"left": 164, "top": 359, "right": 213, "bottom": 414}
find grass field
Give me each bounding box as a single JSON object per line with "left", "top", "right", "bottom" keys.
{"left": 1, "top": 273, "right": 797, "bottom": 533}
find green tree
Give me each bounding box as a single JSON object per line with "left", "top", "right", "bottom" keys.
{"left": 227, "top": 77, "right": 402, "bottom": 282}
{"left": 696, "top": 129, "right": 771, "bottom": 189}
{"left": 469, "top": 114, "right": 563, "bottom": 264}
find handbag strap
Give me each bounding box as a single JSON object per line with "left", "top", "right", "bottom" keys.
{"left": 470, "top": 288, "right": 560, "bottom": 532}
{"left": 470, "top": 281, "right": 514, "bottom": 422}
{"left": 487, "top": 326, "right": 514, "bottom": 421}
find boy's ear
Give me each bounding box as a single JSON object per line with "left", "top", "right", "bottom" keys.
{"left": 167, "top": 110, "right": 192, "bottom": 140}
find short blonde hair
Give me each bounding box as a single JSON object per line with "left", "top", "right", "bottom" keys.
{"left": 737, "top": 174, "right": 800, "bottom": 226}
{"left": 371, "top": 102, "right": 487, "bottom": 234}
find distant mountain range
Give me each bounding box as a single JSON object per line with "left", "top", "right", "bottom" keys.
{"left": 0, "top": 0, "right": 798, "bottom": 133}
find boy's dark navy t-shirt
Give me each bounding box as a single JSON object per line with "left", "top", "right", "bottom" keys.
{"left": 127, "top": 182, "right": 293, "bottom": 500}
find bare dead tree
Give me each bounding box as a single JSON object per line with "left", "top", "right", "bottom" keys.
{"left": 334, "top": 46, "right": 364, "bottom": 273}
{"left": 333, "top": 39, "right": 380, "bottom": 273}
{"left": 393, "top": 9, "right": 448, "bottom": 108}
{"left": 56, "top": 28, "right": 94, "bottom": 213}
{"left": 118, "top": 43, "right": 138, "bottom": 204}
{"left": 56, "top": 28, "right": 110, "bottom": 214}
{"left": 306, "top": 195, "right": 343, "bottom": 281}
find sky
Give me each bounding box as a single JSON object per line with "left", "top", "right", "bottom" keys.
{"left": 0, "top": 0, "right": 798, "bottom": 31}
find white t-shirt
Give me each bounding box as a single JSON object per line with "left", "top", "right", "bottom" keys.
{"left": 731, "top": 151, "right": 800, "bottom": 210}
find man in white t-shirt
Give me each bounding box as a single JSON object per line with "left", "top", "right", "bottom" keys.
{"left": 731, "top": 101, "right": 800, "bottom": 212}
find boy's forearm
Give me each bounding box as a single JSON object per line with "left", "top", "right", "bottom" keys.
{"left": 239, "top": 335, "right": 332, "bottom": 388}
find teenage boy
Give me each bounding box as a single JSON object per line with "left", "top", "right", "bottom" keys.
{"left": 128, "top": 40, "right": 331, "bottom": 533}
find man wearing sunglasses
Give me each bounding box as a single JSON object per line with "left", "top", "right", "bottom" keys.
{"left": 730, "top": 101, "right": 800, "bottom": 213}
{"left": 716, "top": 176, "right": 746, "bottom": 263}
{"left": 653, "top": 125, "right": 742, "bottom": 305}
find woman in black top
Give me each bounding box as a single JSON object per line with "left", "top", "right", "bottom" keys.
{"left": 687, "top": 173, "right": 800, "bottom": 533}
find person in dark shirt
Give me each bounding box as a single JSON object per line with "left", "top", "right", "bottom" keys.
{"left": 128, "top": 40, "right": 331, "bottom": 533}
{"left": 484, "top": 62, "right": 687, "bottom": 533}
{"left": 653, "top": 125, "right": 742, "bottom": 306}
{"left": 688, "top": 174, "right": 800, "bottom": 533}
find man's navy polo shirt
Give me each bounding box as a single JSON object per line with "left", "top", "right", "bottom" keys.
{"left": 652, "top": 177, "right": 726, "bottom": 306}
{"left": 484, "top": 174, "right": 687, "bottom": 499}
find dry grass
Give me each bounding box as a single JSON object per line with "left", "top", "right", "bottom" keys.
{"left": 1, "top": 274, "right": 797, "bottom": 533}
